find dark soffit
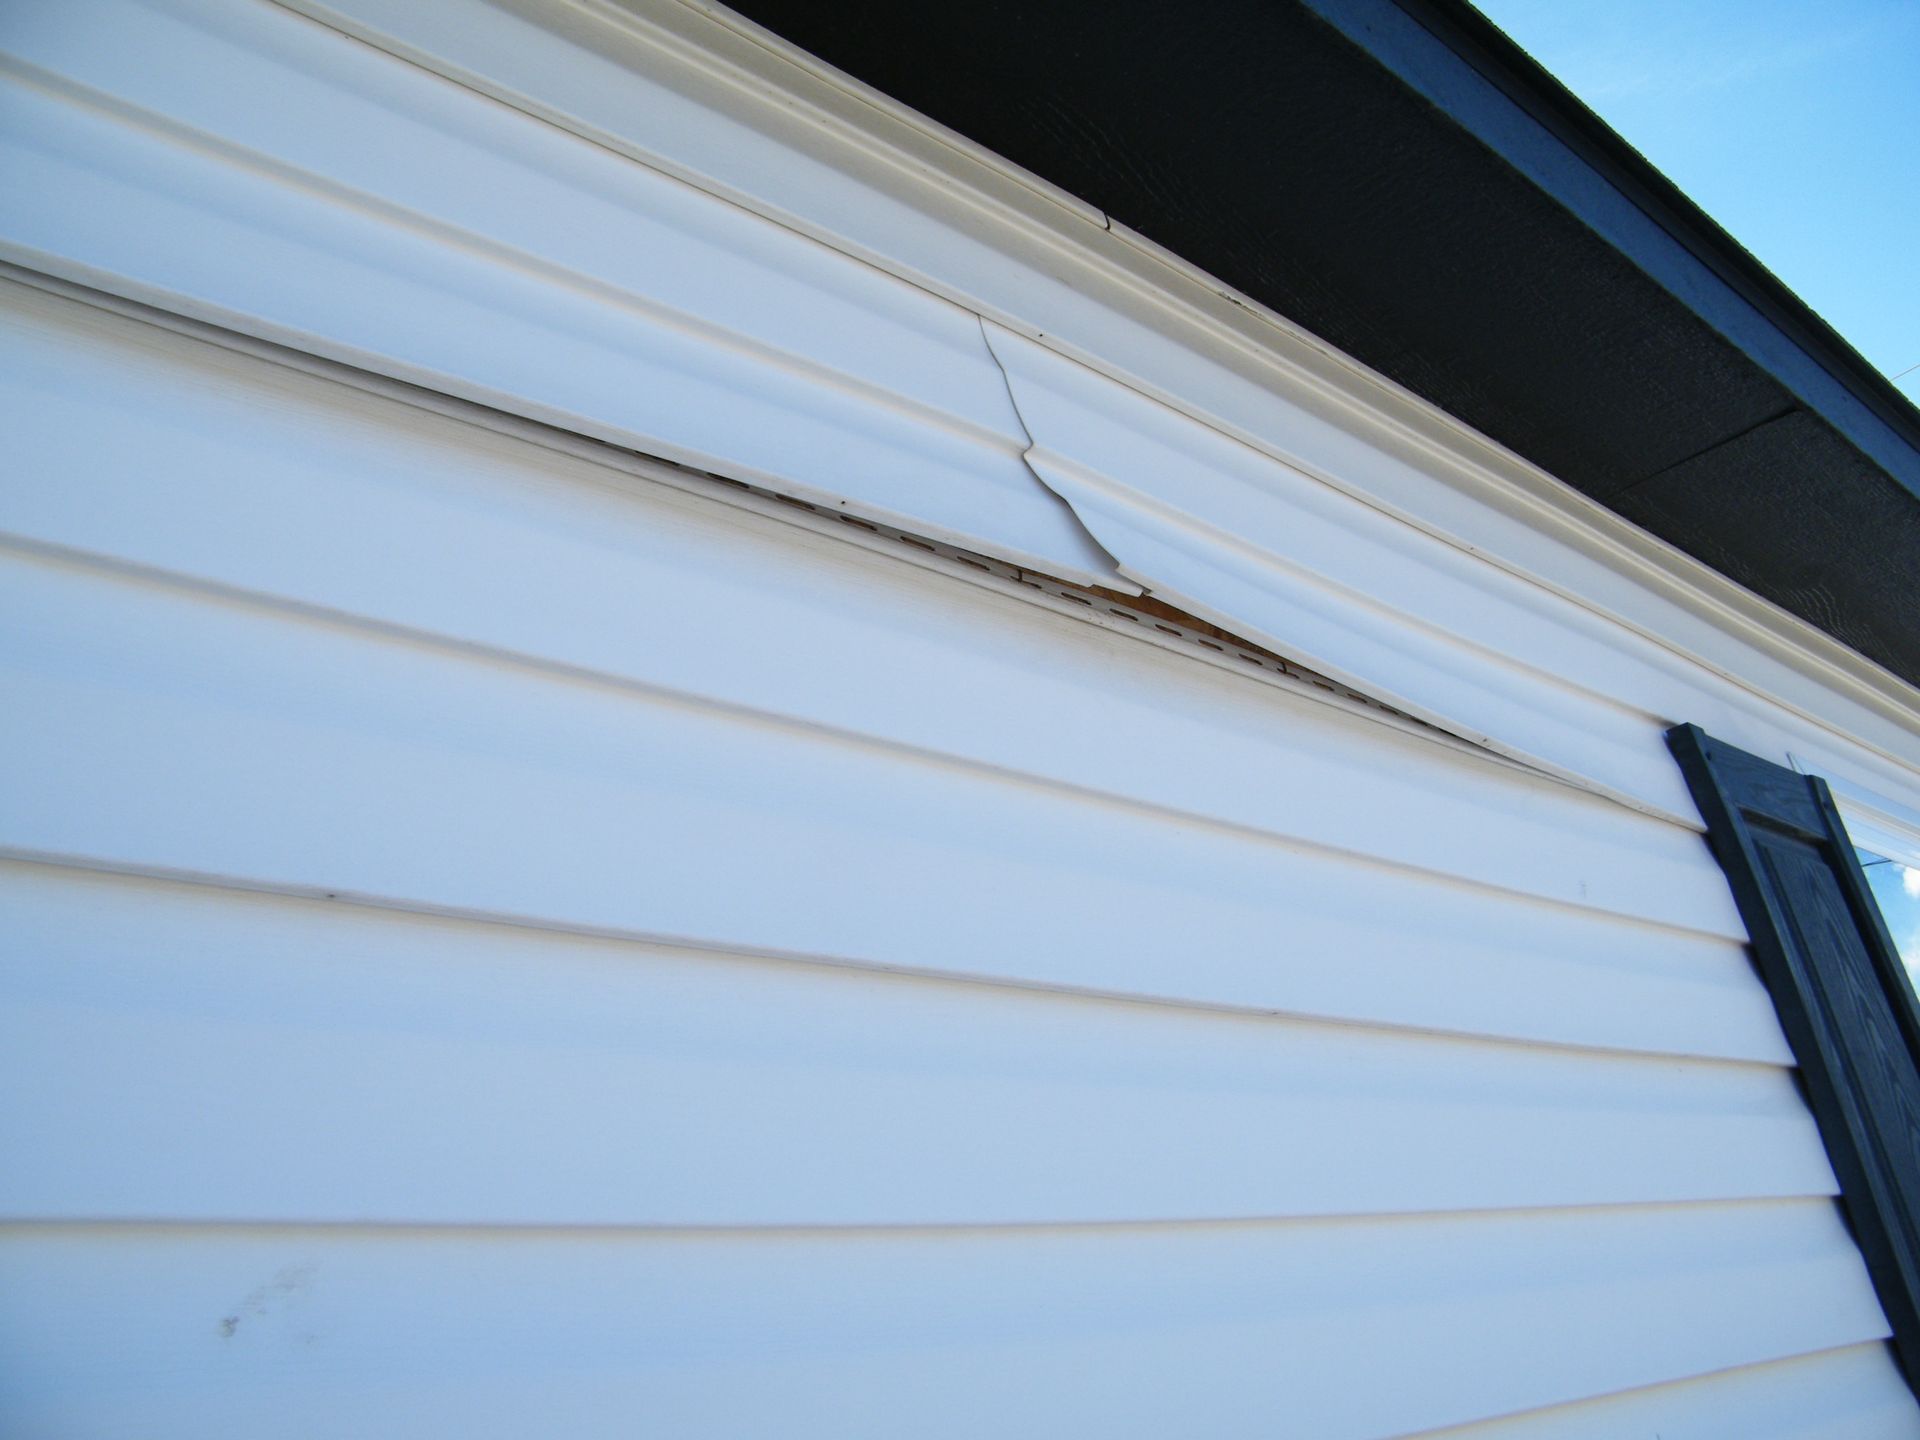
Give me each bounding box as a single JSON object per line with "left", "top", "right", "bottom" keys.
{"left": 723, "top": 0, "right": 1920, "bottom": 689}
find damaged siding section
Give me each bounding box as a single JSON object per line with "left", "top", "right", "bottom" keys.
{"left": 0, "top": 245, "right": 1903, "bottom": 1440}
{"left": 4, "top": 1, "right": 1920, "bottom": 1436}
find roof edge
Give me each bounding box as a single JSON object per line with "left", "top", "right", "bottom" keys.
{"left": 1302, "top": 0, "right": 1920, "bottom": 500}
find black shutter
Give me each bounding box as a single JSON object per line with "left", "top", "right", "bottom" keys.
{"left": 1667, "top": 723, "right": 1920, "bottom": 1391}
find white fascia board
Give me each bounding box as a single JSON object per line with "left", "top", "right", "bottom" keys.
{"left": 0, "top": 0, "right": 1128, "bottom": 589}
{"left": 259, "top": 0, "right": 1920, "bottom": 822}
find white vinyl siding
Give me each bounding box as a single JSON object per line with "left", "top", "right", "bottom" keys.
{"left": 9, "top": 0, "right": 1919, "bottom": 828}
{"left": 0, "top": 1216, "right": 1898, "bottom": 1439}
{"left": 0, "top": 0, "right": 1125, "bottom": 589}
{"left": 1, "top": 277, "right": 1909, "bottom": 1436}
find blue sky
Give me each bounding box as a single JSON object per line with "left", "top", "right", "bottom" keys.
{"left": 1474, "top": 0, "right": 1920, "bottom": 403}
{"left": 1862, "top": 852, "right": 1920, "bottom": 972}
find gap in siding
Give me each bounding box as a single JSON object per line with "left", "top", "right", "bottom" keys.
{"left": 699, "top": 467, "right": 1432, "bottom": 728}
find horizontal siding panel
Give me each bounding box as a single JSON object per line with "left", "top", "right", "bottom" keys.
{"left": 1420, "top": 1351, "right": 1920, "bottom": 1436}
{"left": 982, "top": 321, "right": 1720, "bottom": 725}
{"left": 987, "top": 323, "right": 1700, "bottom": 819}
{"left": 1029, "top": 445, "right": 1679, "bottom": 811}
{"left": 0, "top": 541, "right": 1787, "bottom": 1063}
{"left": 0, "top": 862, "right": 1835, "bottom": 1227}
{"left": 0, "top": 279, "right": 1745, "bottom": 943}
{"left": 1412, "top": 1343, "right": 1919, "bottom": 1439}
{"left": 0, "top": 0, "right": 1126, "bottom": 587}
{"left": 0, "top": 1204, "right": 1890, "bottom": 1440}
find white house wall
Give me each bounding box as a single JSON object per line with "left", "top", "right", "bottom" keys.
{"left": 1, "top": 268, "right": 1913, "bottom": 1436}
{"left": 0, "top": 281, "right": 1769, "bottom": 1055}
{"left": 5, "top": 0, "right": 1920, "bottom": 1434}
